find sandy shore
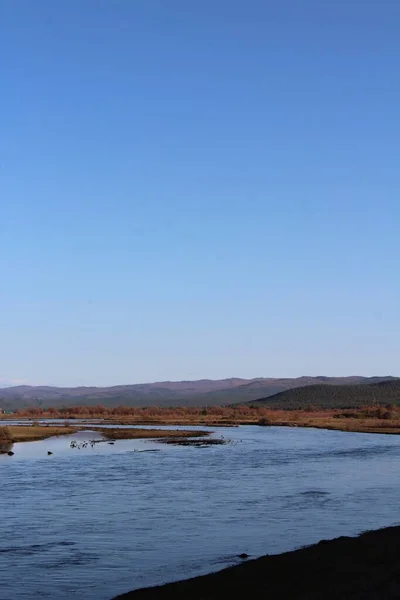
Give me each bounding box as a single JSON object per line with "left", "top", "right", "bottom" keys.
{"left": 113, "top": 525, "right": 400, "bottom": 600}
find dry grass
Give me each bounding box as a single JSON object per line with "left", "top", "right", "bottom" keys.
{"left": 260, "top": 414, "right": 400, "bottom": 435}
{"left": 6, "top": 425, "right": 76, "bottom": 443}
{"left": 4, "top": 425, "right": 209, "bottom": 444}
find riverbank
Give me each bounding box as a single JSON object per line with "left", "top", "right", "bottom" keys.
{"left": 98, "top": 417, "right": 400, "bottom": 435}
{"left": 4, "top": 407, "right": 400, "bottom": 438}
{"left": 113, "top": 525, "right": 400, "bottom": 600}
{"left": 8, "top": 405, "right": 400, "bottom": 435}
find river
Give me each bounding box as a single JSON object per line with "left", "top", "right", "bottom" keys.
{"left": 1, "top": 424, "right": 400, "bottom": 599}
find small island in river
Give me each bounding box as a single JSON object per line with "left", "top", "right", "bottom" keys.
{"left": 0, "top": 424, "right": 211, "bottom": 450}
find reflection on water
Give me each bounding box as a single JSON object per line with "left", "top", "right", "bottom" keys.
{"left": 1, "top": 425, "right": 400, "bottom": 600}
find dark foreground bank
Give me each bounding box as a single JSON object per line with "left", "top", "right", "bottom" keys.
{"left": 113, "top": 525, "right": 400, "bottom": 600}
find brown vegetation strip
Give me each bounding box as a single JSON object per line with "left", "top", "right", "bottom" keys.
{"left": 113, "top": 525, "right": 400, "bottom": 600}
{"left": 3, "top": 425, "right": 76, "bottom": 443}
{"left": 158, "top": 437, "right": 226, "bottom": 446}
{"left": 101, "top": 429, "right": 209, "bottom": 440}
{"left": 9, "top": 405, "right": 400, "bottom": 435}
{"left": 5, "top": 405, "right": 400, "bottom": 436}
{"left": 0, "top": 425, "right": 209, "bottom": 444}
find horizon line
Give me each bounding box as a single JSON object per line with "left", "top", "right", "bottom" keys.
{"left": 1, "top": 374, "right": 397, "bottom": 390}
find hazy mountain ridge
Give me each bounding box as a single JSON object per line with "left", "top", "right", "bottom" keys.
{"left": 0, "top": 376, "right": 397, "bottom": 409}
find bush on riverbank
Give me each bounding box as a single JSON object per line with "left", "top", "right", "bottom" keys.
{"left": 0, "top": 427, "right": 12, "bottom": 442}
{"left": 0, "top": 426, "right": 13, "bottom": 453}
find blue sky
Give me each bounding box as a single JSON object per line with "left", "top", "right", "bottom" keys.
{"left": 1, "top": 1, "right": 399, "bottom": 386}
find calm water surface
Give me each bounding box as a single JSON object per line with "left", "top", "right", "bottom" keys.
{"left": 1, "top": 425, "right": 400, "bottom": 600}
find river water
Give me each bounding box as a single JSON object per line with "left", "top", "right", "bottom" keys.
{"left": 1, "top": 424, "right": 400, "bottom": 600}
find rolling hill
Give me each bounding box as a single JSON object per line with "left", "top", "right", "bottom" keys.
{"left": 250, "top": 379, "right": 400, "bottom": 410}
{"left": 0, "top": 376, "right": 397, "bottom": 410}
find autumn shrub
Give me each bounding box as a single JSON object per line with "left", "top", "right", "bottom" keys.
{"left": 258, "top": 417, "right": 272, "bottom": 426}
{"left": 0, "top": 427, "right": 12, "bottom": 442}
{"left": 333, "top": 411, "right": 360, "bottom": 419}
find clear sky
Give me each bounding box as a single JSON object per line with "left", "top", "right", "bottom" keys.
{"left": 1, "top": 1, "right": 399, "bottom": 386}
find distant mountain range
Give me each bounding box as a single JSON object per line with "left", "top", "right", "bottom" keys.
{"left": 0, "top": 376, "right": 397, "bottom": 410}
{"left": 0, "top": 380, "right": 24, "bottom": 388}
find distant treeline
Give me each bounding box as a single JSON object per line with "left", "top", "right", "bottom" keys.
{"left": 12, "top": 405, "right": 261, "bottom": 418}
{"left": 250, "top": 380, "right": 400, "bottom": 410}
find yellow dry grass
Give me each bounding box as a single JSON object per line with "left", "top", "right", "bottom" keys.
{"left": 6, "top": 425, "right": 76, "bottom": 443}
{"left": 4, "top": 425, "right": 209, "bottom": 443}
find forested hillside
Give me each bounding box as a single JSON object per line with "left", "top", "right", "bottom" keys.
{"left": 250, "top": 380, "right": 400, "bottom": 410}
